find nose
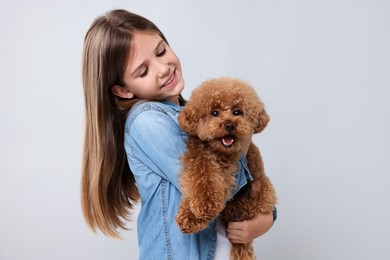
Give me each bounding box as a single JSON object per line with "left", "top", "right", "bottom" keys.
{"left": 224, "top": 122, "right": 235, "bottom": 132}
{"left": 156, "top": 61, "right": 169, "bottom": 78}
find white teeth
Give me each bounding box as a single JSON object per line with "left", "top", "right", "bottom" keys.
{"left": 163, "top": 73, "right": 174, "bottom": 87}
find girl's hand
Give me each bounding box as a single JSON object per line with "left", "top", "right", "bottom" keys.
{"left": 226, "top": 212, "right": 274, "bottom": 244}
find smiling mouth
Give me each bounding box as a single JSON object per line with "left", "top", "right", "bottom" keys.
{"left": 161, "top": 70, "right": 176, "bottom": 88}
{"left": 221, "top": 136, "right": 235, "bottom": 148}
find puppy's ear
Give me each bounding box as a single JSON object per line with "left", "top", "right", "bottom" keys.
{"left": 254, "top": 108, "right": 270, "bottom": 133}
{"left": 178, "top": 105, "right": 199, "bottom": 136}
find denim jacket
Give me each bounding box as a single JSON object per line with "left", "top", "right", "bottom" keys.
{"left": 124, "top": 100, "right": 253, "bottom": 260}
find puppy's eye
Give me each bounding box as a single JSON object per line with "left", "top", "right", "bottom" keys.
{"left": 211, "top": 110, "right": 219, "bottom": 117}
{"left": 233, "top": 109, "right": 243, "bottom": 116}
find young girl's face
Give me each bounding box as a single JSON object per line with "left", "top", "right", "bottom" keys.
{"left": 112, "top": 32, "right": 184, "bottom": 104}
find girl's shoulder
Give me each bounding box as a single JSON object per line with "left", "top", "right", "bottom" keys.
{"left": 125, "top": 100, "right": 182, "bottom": 133}
{"left": 130, "top": 100, "right": 181, "bottom": 115}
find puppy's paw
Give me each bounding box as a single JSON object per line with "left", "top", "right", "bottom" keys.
{"left": 175, "top": 207, "right": 209, "bottom": 234}
{"left": 190, "top": 199, "right": 225, "bottom": 220}
{"left": 178, "top": 217, "right": 210, "bottom": 234}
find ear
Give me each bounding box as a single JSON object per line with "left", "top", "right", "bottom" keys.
{"left": 178, "top": 105, "right": 198, "bottom": 136}
{"left": 254, "top": 109, "right": 270, "bottom": 133}
{"left": 111, "top": 85, "right": 134, "bottom": 99}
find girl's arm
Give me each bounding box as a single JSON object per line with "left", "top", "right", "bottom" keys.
{"left": 127, "top": 108, "right": 186, "bottom": 189}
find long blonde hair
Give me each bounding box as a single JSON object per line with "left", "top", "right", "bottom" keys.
{"left": 81, "top": 9, "right": 169, "bottom": 238}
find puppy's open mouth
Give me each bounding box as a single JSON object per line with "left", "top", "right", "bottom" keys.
{"left": 221, "top": 136, "right": 235, "bottom": 148}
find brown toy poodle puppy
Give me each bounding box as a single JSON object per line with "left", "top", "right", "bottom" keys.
{"left": 175, "top": 77, "right": 277, "bottom": 260}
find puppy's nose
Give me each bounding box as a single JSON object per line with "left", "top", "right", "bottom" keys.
{"left": 224, "top": 122, "right": 235, "bottom": 132}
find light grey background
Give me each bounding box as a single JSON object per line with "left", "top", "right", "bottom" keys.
{"left": 1, "top": 0, "right": 389, "bottom": 259}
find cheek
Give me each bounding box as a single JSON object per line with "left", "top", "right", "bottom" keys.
{"left": 132, "top": 78, "right": 156, "bottom": 96}
{"left": 197, "top": 119, "right": 220, "bottom": 140}
{"left": 234, "top": 117, "right": 254, "bottom": 136}
{"left": 168, "top": 50, "right": 181, "bottom": 68}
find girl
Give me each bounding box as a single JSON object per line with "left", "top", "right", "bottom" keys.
{"left": 81, "top": 9, "right": 276, "bottom": 260}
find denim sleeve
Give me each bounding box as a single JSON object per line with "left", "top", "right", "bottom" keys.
{"left": 127, "top": 109, "right": 186, "bottom": 190}
{"left": 230, "top": 153, "right": 253, "bottom": 197}
{"left": 273, "top": 207, "right": 278, "bottom": 222}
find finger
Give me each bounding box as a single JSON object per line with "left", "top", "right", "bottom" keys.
{"left": 227, "top": 221, "right": 244, "bottom": 231}
{"left": 228, "top": 232, "right": 252, "bottom": 244}
{"left": 227, "top": 232, "right": 242, "bottom": 240}
{"left": 226, "top": 227, "right": 241, "bottom": 235}
{"left": 227, "top": 235, "right": 244, "bottom": 244}
{"left": 227, "top": 227, "right": 246, "bottom": 239}
{"left": 228, "top": 234, "right": 247, "bottom": 244}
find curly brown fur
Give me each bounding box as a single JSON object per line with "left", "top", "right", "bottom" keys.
{"left": 175, "top": 77, "right": 277, "bottom": 259}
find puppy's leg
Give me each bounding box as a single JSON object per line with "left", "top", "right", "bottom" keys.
{"left": 230, "top": 243, "right": 255, "bottom": 260}
{"left": 223, "top": 143, "right": 276, "bottom": 222}
{"left": 181, "top": 154, "right": 234, "bottom": 221}
{"left": 223, "top": 143, "right": 276, "bottom": 259}
{"left": 245, "top": 143, "right": 277, "bottom": 214}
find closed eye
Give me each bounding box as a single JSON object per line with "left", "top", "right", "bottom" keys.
{"left": 139, "top": 68, "right": 148, "bottom": 77}
{"left": 156, "top": 41, "right": 168, "bottom": 57}
{"left": 157, "top": 48, "right": 166, "bottom": 57}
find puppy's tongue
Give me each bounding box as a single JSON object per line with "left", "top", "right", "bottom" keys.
{"left": 222, "top": 137, "right": 235, "bottom": 146}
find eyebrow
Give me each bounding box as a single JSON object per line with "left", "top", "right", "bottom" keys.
{"left": 130, "top": 39, "right": 165, "bottom": 77}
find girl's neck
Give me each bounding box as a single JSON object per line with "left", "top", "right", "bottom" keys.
{"left": 164, "top": 96, "right": 180, "bottom": 105}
